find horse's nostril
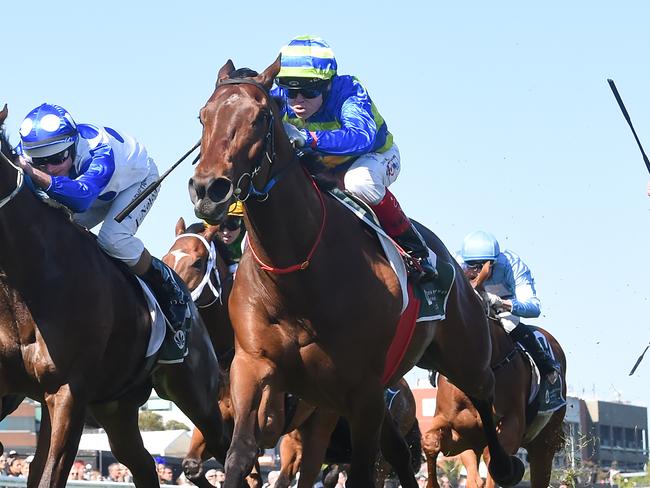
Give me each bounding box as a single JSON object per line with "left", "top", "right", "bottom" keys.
{"left": 189, "top": 178, "right": 206, "bottom": 200}
{"left": 206, "top": 178, "right": 233, "bottom": 204}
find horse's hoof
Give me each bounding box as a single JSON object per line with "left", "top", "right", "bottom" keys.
{"left": 182, "top": 457, "right": 203, "bottom": 479}
{"left": 488, "top": 456, "right": 525, "bottom": 487}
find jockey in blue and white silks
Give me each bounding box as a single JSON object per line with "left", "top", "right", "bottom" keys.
{"left": 16, "top": 103, "right": 190, "bottom": 363}
{"left": 459, "top": 230, "right": 560, "bottom": 381}
{"left": 271, "top": 35, "right": 437, "bottom": 282}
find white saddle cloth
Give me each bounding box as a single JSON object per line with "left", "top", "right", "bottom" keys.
{"left": 136, "top": 277, "right": 167, "bottom": 358}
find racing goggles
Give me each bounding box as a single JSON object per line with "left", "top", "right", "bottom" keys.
{"left": 279, "top": 80, "right": 329, "bottom": 99}
{"left": 31, "top": 149, "right": 71, "bottom": 168}
{"left": 219, "top": 217, "right": 242, "bottom": 231}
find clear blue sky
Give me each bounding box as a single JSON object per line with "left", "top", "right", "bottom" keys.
{"left": 3, "top": 2, "right": 650, "bottom": 406}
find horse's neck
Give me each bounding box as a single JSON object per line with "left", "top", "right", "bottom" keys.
{"left": 245, "top": 163, "right": 323, "bottom": 268}
{"left": 0, "top": 186, "right": 78, "bottom": 290}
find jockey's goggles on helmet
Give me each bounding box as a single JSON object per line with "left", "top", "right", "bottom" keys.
{"left": 465, "top": 260, "right": 493, "bottom": 271}
{"left": 278, "top": 79, "right": 329, "bottom": 99}
{"left": 31, "top": 148, "right": 72, "bottom": 168}
{"left": 219, "top": 217, "right": 242, "bottom": 232}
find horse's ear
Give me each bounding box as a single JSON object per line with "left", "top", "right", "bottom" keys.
{"left": 175, "top": 217, "right": 186, "bottom": 236}
{"left": 217, "top": 60, "right": 236, "bottom": 83}
{"left": 0, "top": 104, "right": 7, "bottom": 125}
{"left": 255, "top": 55, "right": 281, "bottom": 90}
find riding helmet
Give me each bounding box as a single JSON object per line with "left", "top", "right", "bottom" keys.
{"left": 460, "top": 231, "right": 501, "bottom": 262}
{"left": 19, "top": 103, "right": 78, "bottom": 158}
{"left": 277, "top": 35, "right": 337, "bottom": 86}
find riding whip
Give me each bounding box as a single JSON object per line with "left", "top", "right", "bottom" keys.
{"left": 115, "top": 140, "right": 200, "bottom": 223}
{"left": 629, "top": 342, "right": 650, "bottom": 376}
{"left": 607, "top": 79, "right": 650, "bottom": 174}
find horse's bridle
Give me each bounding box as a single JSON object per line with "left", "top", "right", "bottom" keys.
{"left": 0, "top": 146, "right": 25, "bottom": 210}
{"left": 173, "top": 233, "right": 222, "bottom": 308}
{"left": 213, "top": 77, "right": 327, "bottom": 274}
{"left": 215, "top": 78, "right": 294, "bottom": 202}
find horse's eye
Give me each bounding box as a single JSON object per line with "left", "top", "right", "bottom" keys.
{"left": 191, "top": 259, "right": 203, "bottom": 270}
{"left": 253, "top": 111, "right": 269, "bottom": 127}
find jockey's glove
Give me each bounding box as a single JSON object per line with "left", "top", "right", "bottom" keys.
{"left": 282, "top": 122, "right": 306, "bottom": 148}
{"left": 485, "top": 292, "right": 505, "bottom": 310}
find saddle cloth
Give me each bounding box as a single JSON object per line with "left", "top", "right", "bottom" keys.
{"left": 135, "top": 277, "right": 166, "bottom": 358}
{"left": 327, "top": 188, "right": 454, "bottom": 319}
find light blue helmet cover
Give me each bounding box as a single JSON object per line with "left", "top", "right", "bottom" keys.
{"left": 460, "top": 230, "right": 500, "bottom": 262}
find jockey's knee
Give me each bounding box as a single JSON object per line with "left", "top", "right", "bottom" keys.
{"left": 344, "top": 169, "right": 385, "bottom": 205}
{"left": 97, "top": 230, "right": 144, "bottom": 267}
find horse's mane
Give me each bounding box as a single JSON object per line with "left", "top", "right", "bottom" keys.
{"left": 0, "top": 125, "right": 17, "bottom": 165}
{"left": 185, "top": 222, "right": 209, "bottom": 235}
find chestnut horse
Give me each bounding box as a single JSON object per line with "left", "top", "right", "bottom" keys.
{"left": 422, "top": 263, "right": 567, "bottom": 488}
{"left": 188, "top": 59, "right": 524, "bottom": 488}
{"left": 164, "top": 220, "right": 421, "bottom": 488}
{"left": 0, "top": 105, "right": 228, "bottom": 488}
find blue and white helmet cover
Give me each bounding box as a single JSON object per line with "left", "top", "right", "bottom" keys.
{"left": 19, "top": 103, "right": 78, "bottom": 158}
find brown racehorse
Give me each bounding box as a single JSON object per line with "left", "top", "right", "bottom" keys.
{"left": 188, "top": 59, "right": 524, "bottom": 488}
{"left": 422, "top": 263, "right": 567, "bottom": 488}
{"left": 164, "top": 221, "right": 421, "bottom": 488}
{"left": 0, "top": 105, "right": 228, "bottom": 488}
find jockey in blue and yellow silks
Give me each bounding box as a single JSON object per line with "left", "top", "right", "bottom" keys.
{"left": 271, "top": 35, "right": 436, "bottom": 282}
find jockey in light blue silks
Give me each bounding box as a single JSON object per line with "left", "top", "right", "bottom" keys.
{"left": 271, "top": 35, "right": 437, "bottom": 282}
{"left": 16, "top": 103, "right": 190, "bottom": 363}
{"left": 458, "top": 230, "right": 561, "bottom": 384}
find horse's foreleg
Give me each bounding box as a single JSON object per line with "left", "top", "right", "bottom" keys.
{"left": 26, "top": 401, "right": 52, "bottom": 487}
{"left": 526, "top": 407, "right": 566, "bottom": 488}
{"left": 422, "top": 416, "right": 450, "bottom": 488}
{"left": 379, "top": 408, "right": 417, "bottom": 488}
{"left": 459, "top": 449, "right": 484, "bottom": 488}
{"left": 275, "top": 429, "right": 303, "bottom": 488}
{"left": 91, "top": 398, "right": 160, "bottom": 487}
{"left": 224, "top": 354, "right": 278, "bottom": 488}
{"left": 345, "top": 386, "right": 385, "bottom": 488}
{"left": 467, "top": 395, "right": 524, "bottom": 488}
{"left": 154, "top": 361, "right": 228, "bottom": 486}
{"left": 294, "top": 409, "right": 339, "bottom": 488}
{"left": 37, "top": 384, "right": 85, "bottom": 488}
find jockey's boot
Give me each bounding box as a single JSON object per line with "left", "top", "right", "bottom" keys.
{"left": 509, "top": 323, "right": 561, "bottom": 383}
{"left": 141, "top": 257, "right": 192, "bottom": 362}
{"left": 371, "top": 188, "right": 437, "bottom": 282}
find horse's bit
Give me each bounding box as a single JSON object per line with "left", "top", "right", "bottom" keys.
{"left": 173, "top": 233, "right": 222, "bottom": 308}
{"left": 0, "top": 147, "right": 25, "bottom": 210}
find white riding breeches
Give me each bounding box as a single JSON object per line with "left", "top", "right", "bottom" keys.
{"left": 498, "top": 312, "right": 521, "bottom": 333}
{"left": 73, "top": 162, "right": 160, "bottom": 266}
{"left": 343, "top": 144, "right": 401, "bottom": 205}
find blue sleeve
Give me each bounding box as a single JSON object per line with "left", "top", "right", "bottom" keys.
{"left": 47, "top": 144, "right": 115, "bottom": 212}
{"left": 270, "top": 86, "right": 288, "bottom": 117}
{"left": 311, "top": 93, "right": 377, "bottom": 156}
{"left": 508, "top": 256, "right": 541, "bottom": 318}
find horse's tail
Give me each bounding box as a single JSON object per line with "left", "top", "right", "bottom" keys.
{"left": 405, "top": 417, "right": 423, "bottom": 473}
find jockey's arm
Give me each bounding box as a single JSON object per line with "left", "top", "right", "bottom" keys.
{"left": 46, "top": 144, "right": 115, "bottom": 212}
{"left": 305, "top": 96, "right": 378, "bottom": 156}
{"left": 508, "top": 258, "right": 541, "bottom": 318}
